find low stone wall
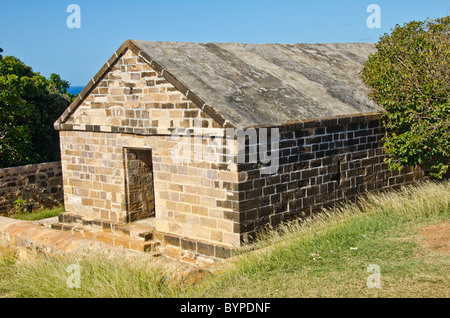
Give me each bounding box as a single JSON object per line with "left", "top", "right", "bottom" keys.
{"left": 0, "top": 216, "right": 148, "bottom": 259}
{"left": 0, "top": 161, "right": 63, "bottom": 214}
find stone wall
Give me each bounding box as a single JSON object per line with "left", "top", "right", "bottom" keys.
{"left": 62, "top": 48, "right": 224, "bottom": 134}
{"left": 233, "top": 114, "right": 424, "bottom": 243}
{"left": 0, "top": 161, "right": 63, "bottom": 214}
{"left": 59, "top": 48, "right": 241, "bottom": 247}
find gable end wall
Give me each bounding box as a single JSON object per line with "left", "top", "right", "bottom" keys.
{"left": 59, "top": 49, "right": 241, "bottom": 247}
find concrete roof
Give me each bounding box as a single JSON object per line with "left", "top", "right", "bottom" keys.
{"left": 133, "top": 40, "right": 380, "bottom": 128}
{"left": 55, "top": 40, "right": 381, "bottom": 130}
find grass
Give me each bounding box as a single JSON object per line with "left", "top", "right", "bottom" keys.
{"left": 0, "top": 181, "right": 448, "bottom": 298}
{"left": 195, "top": 181, "right": 450, "bottom": 298}
{"left": 0, "top": 250, "right": 183, "bottom": 298}
{"left": 9, "top": 205, "right": 64, "bottom": 221}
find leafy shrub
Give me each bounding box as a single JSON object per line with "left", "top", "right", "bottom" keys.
{"left": 0, "top": 49, "right": 75, "bottom": 168}
{"left": 13, "top": 199, "right": 28, "bottom": 213}
{"left": 361, "top": 16, "right": 450, "bottom": 178}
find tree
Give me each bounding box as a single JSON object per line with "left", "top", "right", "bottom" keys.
{"left": 0, "top": 49, "right": 75, "bottom": 168}
{"left": 361, "top": 16, "right": 450, "bottom": 179}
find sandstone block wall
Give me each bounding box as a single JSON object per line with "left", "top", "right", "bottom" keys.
{"left": 59, "top": 48, "right": 241, "bottom": 247}
{"left": 63, "top": 49, "right": 223, "bottom": 134}
{"left": 0, "top": 161, "right": 63, "bottom": 214}
{"left": 233, "top": 115, "right": 424, "bottom": 242}
{"left": 60, "top": 133, "right": 240, "bottom": 247}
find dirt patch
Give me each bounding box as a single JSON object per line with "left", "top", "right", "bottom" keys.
{"left": 420, "top": 222, "right": 450, "bottom": 254}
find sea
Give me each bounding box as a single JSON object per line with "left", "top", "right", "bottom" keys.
{"left": 68, "top": 86, "right": 84, "bottom": 95}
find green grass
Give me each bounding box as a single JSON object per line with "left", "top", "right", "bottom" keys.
{"left": 10, "top": 205, "right": 64, "bottom": 221}
{"left": 0, "top": 250, "right": 183, "bottom": 298}
{"left": 0, "top": 181, "right": 449, "bottom": 298}
{"left": 194, "top": 181, "right": 450, "bottom": 298}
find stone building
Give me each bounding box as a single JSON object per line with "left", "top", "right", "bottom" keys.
{"left": 53, "top": 40, "right": 423, "bottom": 258}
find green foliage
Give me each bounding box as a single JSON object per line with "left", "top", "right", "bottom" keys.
{"left": 361, "top": 16, "right": 450, "bottom": 178}
{"left": 11, "top": 205, "right": 65, "bottom": 221}
{"left": 0, "top": 49, "right": 75, "bottom": 168}
{"left": 13, "top": 199, "right": 28, "bottom": 213}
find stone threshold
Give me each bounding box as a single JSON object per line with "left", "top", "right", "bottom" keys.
{"left": 0, "top": 216, "right": 154, "bottom": 258}
{"left": 54, "top": 212, "right": 234, "bottom": 264}
{"left": 56, "top": 212, "right": 155, "bottom": 241}
{"left": 50, "top": 222, "right": 160, "bottom": 254}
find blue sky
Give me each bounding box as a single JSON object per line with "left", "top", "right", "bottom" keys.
{"left": 0, "top": 0, "right": 448, "bottom": 86}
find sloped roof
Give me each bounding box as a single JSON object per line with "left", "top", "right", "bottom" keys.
{"left": 55, "top": 40, "right": 381, "bottom": 130}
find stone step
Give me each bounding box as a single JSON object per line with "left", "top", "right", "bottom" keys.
{"left": 114, "top": 220, "right": 156, "bottom": 241}
{"left": 57, "top": 212, "right": 125, "bottom": 231}
{"left": 57, "top": 212, "right": 157, "bottom": 242}
{"left": 51, "top": 222, "right": 161, "bottom": 254}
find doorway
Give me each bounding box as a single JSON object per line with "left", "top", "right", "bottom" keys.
{"left": 124, "top": 148, "right": 155, "bottom": 222}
